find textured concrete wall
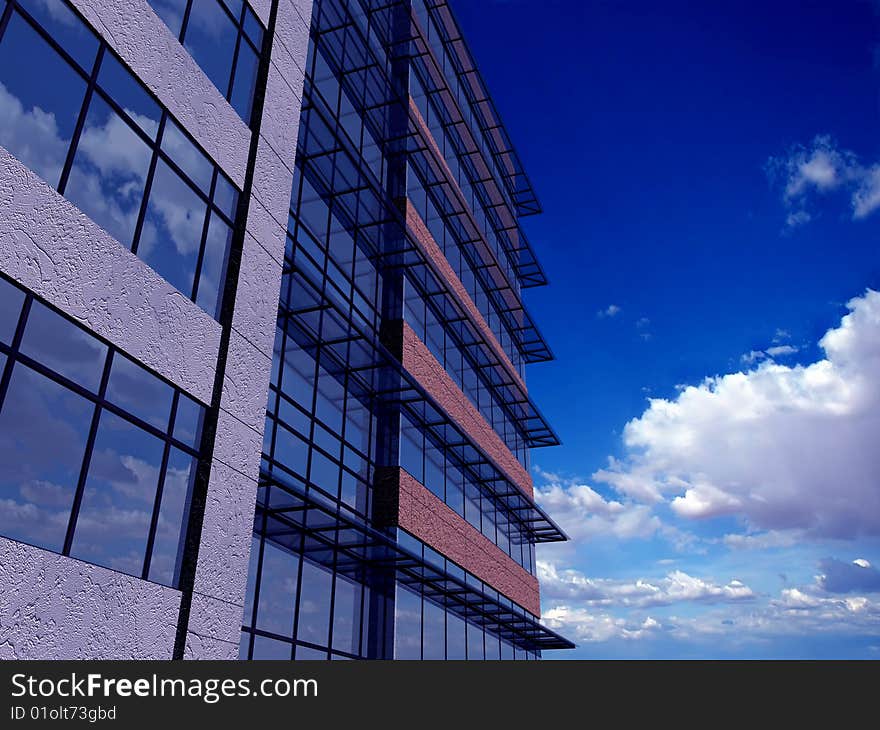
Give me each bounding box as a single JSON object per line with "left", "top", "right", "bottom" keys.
{"left": 400, "top": 321, "right": 534, "bottom": 497}
{"left": 70, "top": 0, "right": 250, "bottom": 187}
{"left": 0, "top": 147, "right": 220, "bottom": 404}
{"left": 402, "top": 199, "right": 525, "bottom": 392}
{"left": 0, "top": 538, "right": 180, "bottom": 659}
{"left": 396, "top": 469, "right": 540, "bottom": 616}
{"left": 183, "top": 0, "right": 312, "bottom": 659}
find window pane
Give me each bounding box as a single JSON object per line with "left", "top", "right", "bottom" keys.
{"left": 19, "top": 300, "right": 107, "bottom": 392}
{"left": 17, "top": 0, "right": 99, "bottom": 71}
{"left": 296, "top": 559, "right": 332, "bottom": 648}
{"left": 182, "top": 0, "right": 236, "bottom": 101}
{"left": 212, "top": 172, "right": 238, "bottom": 220}
{"left": 294, "top": 645, "right": 328, "bottom": 660}
{"left": 0, "top": 277, "right": 24, "bottom": 343}
{"left": 70, "top": 410, "right": 165, "bottom": 575}
{"left": 252, "top": 635, "right": 292, "bottom": 660}
{"left": 394, "top": 583, "right": 421, "bottom": 660}
{"left": 422, "top": 599, "right": 445, "bottom": 660}
{"left": 105, "top": 352, "right": 174, "bottom": 430}
{"left": 466, "top": 621, "right": 484, "bottom": 660}
{"left": 65, "top": 95, "right": 151, "bottom": 247}
{"left": 147, "top": 0, "right": 187, "bottom": 38}
{"left": 0, "top": 364, "right": 93, "bottom": 551}
{"left": 147, "top": 446, "right": 194, "bottom": 586}
{"left": 0, "top": 13, "right": 87, "bottom": 187}
{"left": 160, "top": 119, "right": 212, "bottom": 193}
{"left": 230, "top": 41, "right": 258, "bottom": 122}
{"left": 243, "top": 8, "right": 263, "bottom": 47}
{"left": 255, "top": 540, "right": 299, "bottom": 638}
{"left": 331, "top": 574, "right": 361, "bottom": 655}
{"left": 172, "top": 393, "right": 204, "bottom": 449}
{"left": 195, "top": 212, "right": 232, "bottom": 318}
{"left": 96, "top": 53, "right": 161, "bottom": 140}
{"left": 446, "top": 611, "right": 466, "bottom": 660}
{"left": 241, "top": 535, "right": 260, "bottom": 628}
{"left": 138, "top": 158, "right": 206, "bottom": 299}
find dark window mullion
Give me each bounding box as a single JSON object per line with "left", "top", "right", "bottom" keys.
{"left": 130, "top": 114, "right": 168, "bottom": 255}
{"left": 142, "top": 391, "right": 180, "bottom": 579}
{"left": 57, "top": 45, "right": 105, "bottom": 195}
{"left": 190, "top": 169, "right": 218, "bottom": 301}
{"left": 62, "top": 349, "right": 114, "bottom": 555}
{"left": 0, "top": 295, "right": 32, "bottom": 409}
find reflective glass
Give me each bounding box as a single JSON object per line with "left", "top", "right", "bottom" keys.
{"left": 105, "top": 352, "right": 174, "bottom": 430}
{"left": 147, "top": 447, "right": 194, "bottom": 585}
{"left": 183, "top": 0, "right": 236, "bottom": 99}
{"left": 255, "top": 540, "right": 299, "bottom": 638}
{"left": 65, "top": 95, "right": 151, "bottom": 246}
{"left": 331, "top": 574, "right": 361, "bottom": 654}
{"left": 19, "top": 300, "right": 107, "bottom": 392}
{"left": 70, "top": 410, "right": 165, "bottom": 575}
{"left": 17, "top": 0, "right": 98, "bottom": 71}
{"left": 195, "top": 212, "right": 232, "bottom": 318}
{"left": 0, "top": 12, "right": 88, "bottom": 187}
{"left": 230, "top": 41, "right": 258, "bottom": 122}
{"left": 296, "top": 559, "right": 332, "bottom": 647}
{"left": 251, "top": 635, "right": 291, "bottom": 660}
{"left": 0, "top": 277, "right": 24, "bottom": 343}
{"left": 139, "top": 158, "right": 206, "bottom": 298}
{"left": 96, "top": 52, "right": 161, "bottom": 140}
{"left": 160, "top": 119, "right": 212, "bottom": 193}
{"left": 0, "top": 363, "right": 93, "bottom": 551}
{"left": 394, "top": 584, "right": 421, "bottom": 660}
{"left": 172, "top": 393, "right": 203, "bottom": 449}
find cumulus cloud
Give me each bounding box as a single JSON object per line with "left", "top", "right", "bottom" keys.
{"left": 767, "top": 134, "right": 880, "bottom": 224}
{"left": 592, "top": 289, "right": 880, "bottom": 539}
{"left": 538, "top": 562, "right": 755, "bottom": 607}
{"left": 597, "top": 304, "right": 622, "bottom": 318}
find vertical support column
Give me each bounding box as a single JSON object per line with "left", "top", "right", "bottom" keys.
{"left": 175, "top": 0, "right": 314, "bottom": 659}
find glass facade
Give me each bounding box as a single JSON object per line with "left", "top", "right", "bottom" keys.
{"left": 0, "top": 0, "right": 239, "bottom": 320}
{"left": 0, "top": 274, "right": 205, "bottom": 588}
{"left": 0, "top": 0, "right": 571, "bottom": 660}
{"left": 242, "top": 0, "right": 567, "bottom": 660}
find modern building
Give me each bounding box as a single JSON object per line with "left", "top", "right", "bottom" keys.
{"left": 0, "top": 0, "right": 572, "bottom": 659}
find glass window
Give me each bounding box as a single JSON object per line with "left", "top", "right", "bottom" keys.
{"left": 105, "top": 352, "right": 174, "bottom": 430}
{"left": 183, "top": 0, "right": 237, "bottom": 99}
{"left": 69, "top": 410, "right": 165, "bottom": 576}
{"left": 18, "top": 300, "right": 108, "bottom": 392}
{"left": 160, "top": 119, "right": 212, "bottom": 194}
{"left": 466, "top": 621, "right": 484, "bottom": 660}
{"left": 394, "top": 584, "right": 421, "bottom": 660}
{"left": 230, "top": 41, "right": 258, "bottom": 121}
{"left": 0, "top": 277, "right": 24, "bottom": 343}
{"left": 147, "top": 446, "right": 195, "bottom": 585}
{"left": 331, "top": 574, "right": 361, "bottom": 655}
{"left": 0, "top": 12, "right": 88, "bottom": 187}
{"left": 96, "top": 52, "right": 161, "bottom": 140}
{"left": 295, "top": 645, "right": 328, "bottom": 660}
{"left": 173, "top": 393, "right": 204, "bottom": 449}
{"left": 17, "top": 0, "right": 98, "bottom": 71}
{"left": 422, "top": 598, "right": 445, "bottom": 660}
{"left": 138, "top": 158, "right": 207, "bottom": 298}
{"left": 64, "top": 95, "right": 151, "bottom": 247}
{"left": 251, "top": 635, "right": 292, "bottom": 660}
{"left": 195, "top": 213, "right": 232, "bottom": 318}
{"left": 0, "top": 363, "right": 94, "bottom": 551}
{"left": 296, "top": 559, "right": 332, "bottom": 648}
{"left": 241, "top": 535, "right": 260, "bottom": 628}
{"left": 256, "top": 540, "right": 299, "bottom": 638}
{"left": 446, "top": 612, "right": 466, "bottom": 660}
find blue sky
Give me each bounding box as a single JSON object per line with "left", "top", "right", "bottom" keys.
{"left": 454, "top": 0, "right": 880, "bottom": 658}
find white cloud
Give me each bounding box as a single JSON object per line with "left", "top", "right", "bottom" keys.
{"left": 542, "top": 605, "right": 662, "bottom": 643}
{"left": 768, "top": 134, "right": 880, "bottom": 224}
{"left": 592, "top": 289, "right": 880, "bottom": 539}
{"left": 765, "top": 344, "right": 798, "bottom": 357}
{"left": 538, "top": 562, "right": 756, "bottom": 608}
{"left": 597, "top": 304, "right": 622, "bottom": 318}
